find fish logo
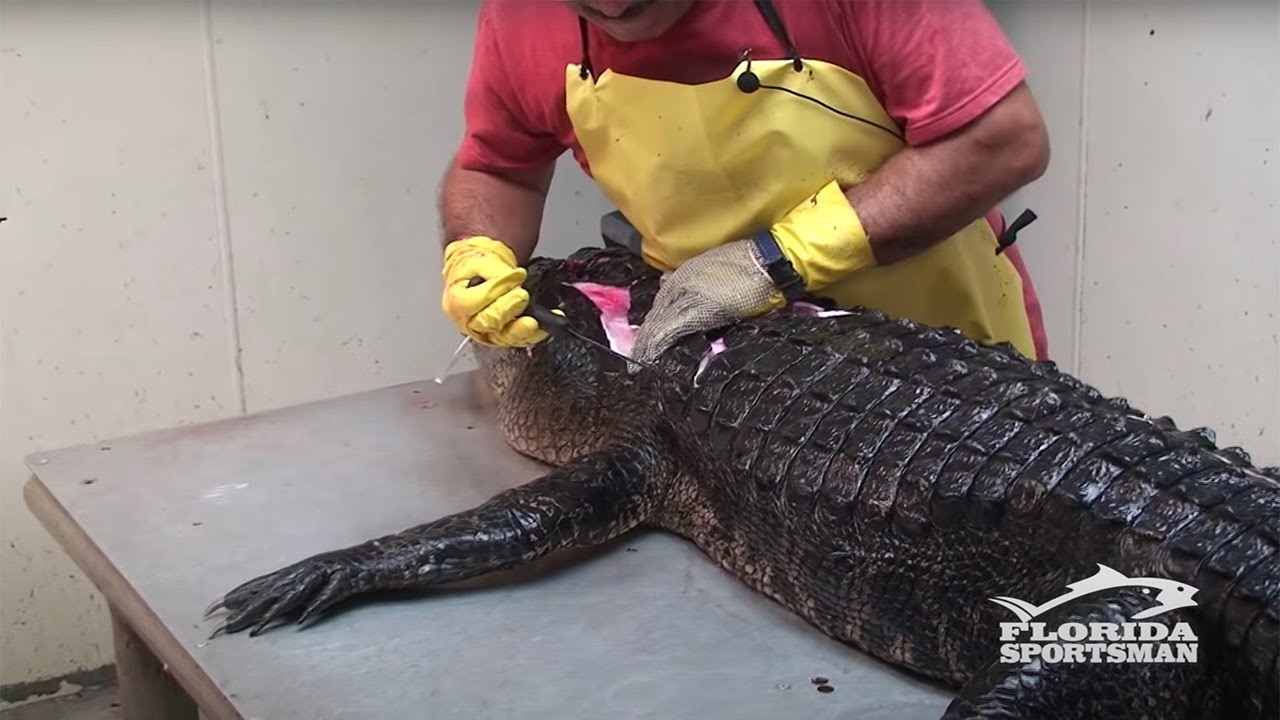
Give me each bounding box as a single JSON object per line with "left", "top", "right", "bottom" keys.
{"left": 991, "top": 564, "right": 1199, "bottom": 623}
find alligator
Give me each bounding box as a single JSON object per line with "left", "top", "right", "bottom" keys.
{"left": 207, "top": 245, "right": 1279, "bottom": 719}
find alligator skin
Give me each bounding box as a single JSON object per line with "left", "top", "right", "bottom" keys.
{"left": 208, "top": 246, "right": 1279, "bottom": 719}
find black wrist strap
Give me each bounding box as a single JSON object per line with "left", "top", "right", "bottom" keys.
{"left": 750, "top": 230, "right": 806, "bottom": 301}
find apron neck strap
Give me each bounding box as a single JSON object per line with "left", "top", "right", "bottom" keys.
{"left": 751, "top": 0, "right": 802, "bottom": 69}
{"left": 578, "top": 17, "right": 593, "bottom": 79}
{"left": 574, "top": 0, "right": 801, "bottom": 80}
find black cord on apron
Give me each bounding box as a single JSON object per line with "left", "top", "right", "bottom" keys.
{"left": 738, "top": 0, "right": 904, "bottom": 140}
{"left": 572, "top": 3, "right": 904, "bottom": 140}
{"left": 735, "top": 48, "right": 903, "bottom": 141}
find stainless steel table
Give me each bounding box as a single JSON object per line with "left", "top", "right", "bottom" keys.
{"left": 23, "top": 370, "right": 955, "bottom": 719}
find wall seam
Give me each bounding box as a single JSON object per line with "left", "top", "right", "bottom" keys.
{"left": 199, "top": 0, "right": 247, "bottom": 415}
{"left": 1070, "top": 0, "right": 1093, "bottom": 378}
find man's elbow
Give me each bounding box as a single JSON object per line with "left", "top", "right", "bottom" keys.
{"left": 999, "top": 85, "right": 1051, "bottom": 188}
{"left": 1013, "top": 115, "right": 1050, "bottom": 187}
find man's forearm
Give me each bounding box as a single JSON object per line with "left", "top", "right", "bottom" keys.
{"left": 438, "top": 157, "right": 555, "bottom": 264}
{"left": 846, "top": 83, "right": 1051, "bottom": 265}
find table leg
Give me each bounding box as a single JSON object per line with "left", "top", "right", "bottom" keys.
{"left": 110, "top": 605, "right": 199, "bottom": 720}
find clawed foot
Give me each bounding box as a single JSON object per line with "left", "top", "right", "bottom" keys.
{"left": 205, "top": 550, "right": 360, "bottom": 637}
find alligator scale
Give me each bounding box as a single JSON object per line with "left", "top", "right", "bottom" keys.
{"left": 208, "top": 246, "right": 1279, "bottom": 719}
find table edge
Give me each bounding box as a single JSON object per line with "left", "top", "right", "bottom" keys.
{"left": 19, "top": 374, "right": 484, "bottom": 471}
{"left": 22, "top": 473, "right": 243, "bottom": 720}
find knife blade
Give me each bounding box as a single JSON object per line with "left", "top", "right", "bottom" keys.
{"left": 433, "top": 336, "right": 472, "bottom": 384}
{"left": 523, "top": 303, "right": 688, "bottom": 386}
{"left": 432, "top": 275, "right": 488, "bottom": 384}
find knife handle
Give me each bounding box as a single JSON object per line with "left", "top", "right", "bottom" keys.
{"left": 463, "top": 277, "right": 566, "bottom": 334}
{"left": 525, "top": 303, "right": 569, "bottom": 332}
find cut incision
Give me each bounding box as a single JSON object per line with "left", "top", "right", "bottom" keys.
{"left": 789, "top": 301, "right": 852, "bottom": 319}
{"left": 566, "top": 282, "right": 639, "bottom": 355}
{"left": 696, "top": 338, "right": 728, "bottom": 381}
{"left": 564, "top": 283, "right": 848, "bottom": 368}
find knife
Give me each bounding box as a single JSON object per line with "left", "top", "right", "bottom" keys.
{"left": 523, "top": 303, "right": 687, "bottom": 384}
{"left": 433, "top": 335, "right": 472, "bottom": 384}
{"left": 435, "top": 277, "right": 687, "bottom": 386}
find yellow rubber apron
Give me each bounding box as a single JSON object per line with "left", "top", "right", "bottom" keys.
{"left": 563, "top": 0, "right": 1038, "bottom": 359}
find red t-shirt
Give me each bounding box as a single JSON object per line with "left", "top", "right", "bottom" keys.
{"left": 456, "top": 0, "right": 1048, "bottom": 361}
{"left": 457, "top": 0, "right": 1029, "bottom": 175}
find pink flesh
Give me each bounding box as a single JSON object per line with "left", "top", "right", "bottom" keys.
{"left": 567, "top": 282, "right": 639, "bottom": 355}
{"left": 695, "top": 338, "right": 728, "bottom": 380}
{"left": 564, "top": 283, "right": 839, "bottom": 369}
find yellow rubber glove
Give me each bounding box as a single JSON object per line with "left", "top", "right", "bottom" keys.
{"left": 441, "top": 236, "right": 547, "bottom": 347}
{"left": 630, "top": 180, "right": 876, "bottom": 366}
{"left": 770, "top": 179, "right": 877, "bottom": 291}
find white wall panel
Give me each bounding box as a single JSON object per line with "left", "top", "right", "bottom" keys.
{"left": 1, "top": 0, "right": 234, "bottom": 691}
{"left": 1079, "top": 0, "right": 1279, "bottom": 462}
{"left": 207, "top": 0, "right": 610, "bottom": 411}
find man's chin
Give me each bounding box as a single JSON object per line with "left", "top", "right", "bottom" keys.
{"left": 567, "top": 0, "right": 694, "bottom": 42}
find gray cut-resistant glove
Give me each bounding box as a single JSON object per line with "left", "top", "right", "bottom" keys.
{"left": 629, "top": 238, "right": 788, "bottom": 368}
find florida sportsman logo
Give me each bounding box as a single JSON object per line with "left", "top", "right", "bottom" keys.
{"left": 991, "top": 564, "right": 1199, "bottom": 664}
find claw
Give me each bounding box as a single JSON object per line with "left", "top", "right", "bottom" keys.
{"left": 204, "top": 597, "right": 227, "bottom": 618}
{"left": 297, "top": 607, "right": 324, "bottom": 629}
{"left": 225, "top": 583, "right": 291, "bottom": 635}
{"left": 249, "top": 573, "right": 324, "bottom": 636}
{"left": 205, "top": 550, "right": 365, "bottom": 638}
{"left": 297, "top": 572, "right": 348, "bottom": 628}
{"left": 295, "top": 596, "right": 325, "bottom": 628}
{"left": 248, "top": 617, "right": 274, "bottom": 637}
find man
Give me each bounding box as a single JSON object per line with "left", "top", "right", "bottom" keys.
{"left": 438, "top": 0, "right": 1051, "bottom": 364}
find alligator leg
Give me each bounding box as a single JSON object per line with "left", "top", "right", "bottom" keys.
{"left": 939, "top": 588, "right": 1218, "bottom": 720}
{"left": 206, "top": 440, "right": 663, "bottom": 636}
